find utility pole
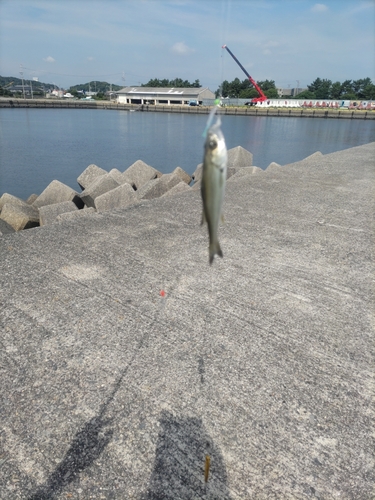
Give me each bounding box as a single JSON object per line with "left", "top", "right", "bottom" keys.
{"left": 20, "top": 64, "right": 26, "bottom": 99}
{"left": 296, "top": 80, "right": 300, "bottom": 97}
{"left": 29, "top": 80, "right": 33, "bottom": 99}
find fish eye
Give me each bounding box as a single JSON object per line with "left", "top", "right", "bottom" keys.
{"left": 208, "top": 139, "right": 217, "bottom": 150}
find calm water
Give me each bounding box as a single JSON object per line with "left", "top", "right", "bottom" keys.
{"left": 1, "top": 108, "right": 374, "bottom": 199}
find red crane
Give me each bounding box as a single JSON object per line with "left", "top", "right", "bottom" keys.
{"left": 222, "top": 45, "right": 268, "bottom": 104}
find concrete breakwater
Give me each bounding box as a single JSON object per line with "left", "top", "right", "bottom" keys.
{"left": 1, "top": 97, "right": 374, "bottom": 119}
{"left": 0, "top": 142, "right": 374, "bottom": 498}
{"left": 0, "top": 144, "right": 258, "bottom": 234}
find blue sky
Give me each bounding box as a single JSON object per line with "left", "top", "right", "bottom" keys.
{"left": 0, "top": 0, "right": 374, "bottom": 91}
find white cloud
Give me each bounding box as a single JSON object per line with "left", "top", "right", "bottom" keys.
{"left": 257, "top": 40, "right": 280, "bottom": 55}
{"left": 311, "top": 3, "right": 328, "bottom": 13}
{"left": 43, "top": 56, "right": 55, "bottom": 63}
{"left": 170, "top": 41, "right": 195, "bottom": 55}
{"left": 87, "top": 56, "right": 94, "bottom": 61}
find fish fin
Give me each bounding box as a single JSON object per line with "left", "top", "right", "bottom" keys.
{"left": 221, "top": 214, "right": 225, "bottom": 224}
{"left": 209, "top": 240, "right": 223, "bottom": 265}
{"left": 201, "top": 210, "right": 206, "bottom": 226}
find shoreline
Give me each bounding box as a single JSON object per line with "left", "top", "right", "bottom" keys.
{"left": 1, "top": 97, "right": 374, "bottom": 119}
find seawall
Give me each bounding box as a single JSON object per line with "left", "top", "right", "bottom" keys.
{"left": 0, "top": 142, "right": 374, "bottom": 498}
{"left": 1, "top": 97, "right": 374, "bottom": 119}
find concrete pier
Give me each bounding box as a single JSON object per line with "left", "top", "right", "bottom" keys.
{"left": 0, "top": 142, "right": 374, "bottom": 499}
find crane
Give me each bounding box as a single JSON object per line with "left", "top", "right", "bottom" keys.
{"left": 222, "top": 45, "right": 267, "bottom": 105}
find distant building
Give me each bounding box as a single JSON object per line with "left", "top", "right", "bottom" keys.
{"left": 9, "top": 84, "right": 32, "bottom": 95}
{"left": 277, "top": 87, "right": 308, "bottom": 98}
{"left": 116, "top": 87, "right": 215, "bottom": 105}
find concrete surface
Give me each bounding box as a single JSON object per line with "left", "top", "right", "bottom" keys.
{"left": 0, "top": 142, "right": 374, "bottom": 499}
{"left": 0, "top": 202, "right": 39, "bottom": 231}
{"left": 77, "top": 165, "right": 107, "bottom": 191}
{"left": 79, "top": 175, "right": 120, "bottom": 209}
{"left": 32, "top": 180, "right": 83, "bottom": 210}
{"left": 39, "top": 201, "right": 78, "bottom": 226}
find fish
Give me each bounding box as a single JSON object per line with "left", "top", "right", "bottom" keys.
{"left": 201, "top": 115, "right": 227, "bottom": 264}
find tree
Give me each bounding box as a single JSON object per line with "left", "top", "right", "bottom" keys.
{"left": 264, "top": 88, "right": 278, "bottom": 98}
{"left": 308, "top": 78, "right": 332, "bottom": 99}
{"left": 239, "top": 88, "right": 258, "bottom": 99}
{"left": 353, "top": 78, "right": 372, "bottom": 99}
{"left": 0, "top": 86, "right": 12, "bottom": 96}
{"left": 363, "top": 83, "right": 375, "bottom": 100}
{"left": 341, "top": 93, "right": 357, "bottom": 100}
{"left": 330, "top": 81, "right": 342, "bottom": 99}
{"left": 340, "top": 80, "right": 353, "bottom": 96}
{"left": 230, "top": 77, "right": 242, "bottom": 97}
{"left": 141, "top": 78, "right": 201, "bottom": 88}
{"left": 68, "top": 81, "right": 122, "bottom": 94}
{"left": 257, "top": 80, "right": 276, "bottom": 91}
{"left": 216, "top": 77, "right": 277, "bottom": 99}
{"left": 216, "top": 80, "right": 230, "bottom": 98}
{"left": 94, "top": 92, "right": 106, "bottom": 100}
{"left": 293, "top": 90, "right": 316, "bottom": 99}
{"left": 318, "top": 79, "right": 332, "bottom": 99}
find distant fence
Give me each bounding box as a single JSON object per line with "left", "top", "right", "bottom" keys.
{"left": 202, "top": 98, "right": 375, "bottom": 110}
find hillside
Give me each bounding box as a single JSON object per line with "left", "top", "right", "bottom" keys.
{"left": 0, "top": 75, "right": 55, "bottom": 89}
{"left": 0, "top": 76, "right": 122, "bottom": 94}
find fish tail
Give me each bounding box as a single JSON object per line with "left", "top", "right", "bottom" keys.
{"left": 209, "top": 240, "right": 223, "bottom": 265}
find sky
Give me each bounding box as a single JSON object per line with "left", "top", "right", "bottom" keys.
{"left": 0, "top": 0, "right": 374, "bottom": 91}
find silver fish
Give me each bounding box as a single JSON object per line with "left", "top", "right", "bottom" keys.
{"left": 201, "top": 116, "right": 227, "bottom": 264}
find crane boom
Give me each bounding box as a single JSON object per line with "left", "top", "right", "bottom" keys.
{"left": 222, "top": 45, "right": 267, "bottom": 103}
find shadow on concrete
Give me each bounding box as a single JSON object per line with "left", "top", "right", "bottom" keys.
{"left": 27, "top": 415, "right": 113, "bottom": 500}
{"left": 141, "top": 411, "right": 233, "bottom": 500}
{"left": 27, "top": 292, "right": 224, "bottom": 498}
{"left": 27, "top": 353, "right": 131, "bottom": 499}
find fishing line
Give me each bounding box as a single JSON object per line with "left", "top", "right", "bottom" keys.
{"left": 219, "top": 0, "right": 231, "bottom": 99}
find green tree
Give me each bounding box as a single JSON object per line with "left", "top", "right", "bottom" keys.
{"left": 264, "top": 88, "right": 278, "bottom": 98}
{"left": 341, "top": 93, "right": 357, "bottom": 100}
{"left": 293, "top": 90, "right": 316, "bottom": 99}
{"left": 217, "top": 77, "right": 276, "bottom": 98}
{"left": 141, "top": 78, "right": 200, "bottom": 88}
{"left": 353, "top": 78, "right": 372, "bottom": 98}
{"left": 308, "top": 78, "right": 332, "bottom": 99}
{"left": 363, "top": 83, "right": 375, "bottom": 100}
{"left": 340, "top": 80, "right": 353, "bottom": 96}
{"left": 257, "top": 79, "right": 276, "bottom": 91}
{"left": 0, "top": 86, "right": 12, "bottom": 96}
{"left": 239, "top": 88, "right": 258, "bottom": 99}
{"left": 330, "top": 81, "right": 342, "bottom": 99}
{"left": 307, "top": 78, "right": 322, "bottom": 94}
{"left": 94, "top": 92, "right": 105, "bottom": 100}
{"left": 229, "top": 77, "right": 242, "bottom": 97}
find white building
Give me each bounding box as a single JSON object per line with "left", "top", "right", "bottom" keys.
{"left": 116, "top": 86, "right": 215, "bottom": 105}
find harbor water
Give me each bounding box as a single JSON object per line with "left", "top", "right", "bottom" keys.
{"left": 1, "top": 108, "right": 374, "bottom": 200}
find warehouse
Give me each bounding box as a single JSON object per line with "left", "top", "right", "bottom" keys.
{"left": 116, "top": 86, "right": 215, "bottom": 105}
